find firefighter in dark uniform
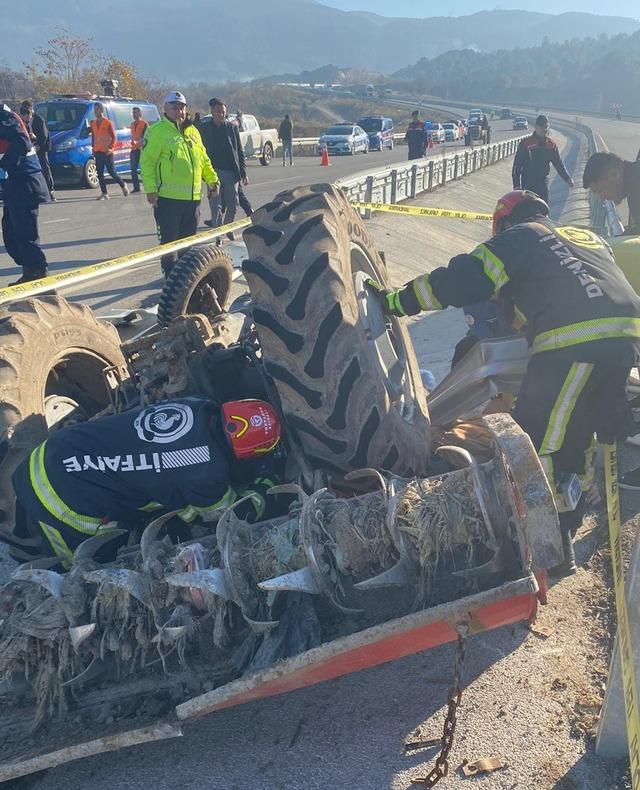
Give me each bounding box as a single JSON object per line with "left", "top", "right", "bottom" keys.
{"left": 367, "top": 190, "right": 640, "bottom": 574}
{"left": 512, "top": 115, "right": 574, "bottom": 205}
{"left": 5, "top": 398, "right": 286, "bottom": 567}
{"left": 0, "top": 102, "right": 50, "bottom": 283}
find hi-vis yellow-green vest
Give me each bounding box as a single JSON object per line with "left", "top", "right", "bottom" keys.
{"left": 140, "top": 116, "right": 218, "bottom": 201}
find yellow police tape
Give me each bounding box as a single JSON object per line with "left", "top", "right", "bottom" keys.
{"left": 0, "top": 217, "right": 251, "bottom": 307}
{"left": 351, "top": 201, "right": 493, "bottom": 221}
{"left": 604, "top": 443, "right": 640, "bottom": 788}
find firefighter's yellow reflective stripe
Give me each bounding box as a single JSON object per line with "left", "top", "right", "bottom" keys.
{"left": 604, "top": 443, "right": 640, "bottom": 790}
{"left": 471, "top": 243, "right": 510, "bottom": 291}
{"left": 39, "top": 522, "right": 74, "bottom": 569}
{"left": 540, "top": 363, "right": 593, "bottom": 455}
{"left": 178, "top": 486, "right": 237, "bottom": 523}
{"left": 29, "top": 444, "right": 103, "bottom": 534}
{"left": 388, "top": 290, "right": 406, "bottom": 316}
{"left": 532, "top": 317, "right": 640, "bottom": 354}
{"left": 412, "top": 274, "right": 442, "bottom": 311}
{"left": 139, "top": 501, "right": 163, "bottom": 512}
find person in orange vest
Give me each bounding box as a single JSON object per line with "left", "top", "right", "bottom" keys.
{"left": 129, "top": 107, "right": 148, "bottom": 193}
{"left": 91, "top": 102, "right": 129, "bottom": 200}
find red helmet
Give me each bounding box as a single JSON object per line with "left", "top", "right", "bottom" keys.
{"left": 222, "top": 399, "right": 282, "bottom": 460}
{"left": 492, "top": 190, "right": 549, "bottom": 236}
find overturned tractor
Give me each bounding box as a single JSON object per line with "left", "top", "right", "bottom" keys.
{"left": 0, "top": 185, "right": 562, "bottom": 780}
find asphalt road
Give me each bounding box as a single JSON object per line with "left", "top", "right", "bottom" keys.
{"left": 0, "top": 123, "right": 519, "bottom": 318}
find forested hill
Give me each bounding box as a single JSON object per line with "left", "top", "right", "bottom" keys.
{"left": 392, "top": 31, "right": 640, "bottom": 114}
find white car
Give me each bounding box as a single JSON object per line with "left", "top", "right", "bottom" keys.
{"left": 199, "top": 113, "right": 278, "bottom": 165}
{"left": 318, "top": 124, "right": 369, "bottom": 156}
{"left": 442, "top": 122, "right": 460, "bottom": 142}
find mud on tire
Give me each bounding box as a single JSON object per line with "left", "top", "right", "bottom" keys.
{"left": 242, "top": 183, "right": 431, "bottom": 477}
{"left": 157, "top": 244, "right": 234, "bottom": 327}
{"left": 0, "top": 296, "right": 127, "bottom": 555}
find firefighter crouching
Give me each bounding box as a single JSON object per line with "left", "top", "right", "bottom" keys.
{"left": 367, "top": 190, "right": 640, "bottom": 575}
{"left": 3, "top": 398, "right": 287, "bottom": 568}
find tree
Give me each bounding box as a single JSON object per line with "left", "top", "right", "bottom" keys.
{"left": 26, "top": 28, "right": 106, "bottom": 96}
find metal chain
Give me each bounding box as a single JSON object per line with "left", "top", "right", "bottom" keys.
{"left": 411, "top": 624, "right": 469, "bottom": 788}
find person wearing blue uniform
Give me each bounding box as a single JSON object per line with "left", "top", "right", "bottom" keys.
{"left": 5, "top": 397, "right": 285, "bottom": 567}
{"left": 0, "top": 102, "right": 50, "bottom": 283}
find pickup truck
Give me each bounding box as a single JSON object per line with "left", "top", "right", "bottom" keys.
{"left": 200, "top": 113, "right": 279, "bottom": 166}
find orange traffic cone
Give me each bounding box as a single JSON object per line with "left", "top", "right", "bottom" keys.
{"left": 321, "top": 147, "right": 331, "bottom": 166}
{"left": 427, "top": 134, "right": 435, "bottom": 150}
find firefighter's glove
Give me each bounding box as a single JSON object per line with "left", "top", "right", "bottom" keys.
{"left": 364, "top": 278, "right": 404, "bottom": 318}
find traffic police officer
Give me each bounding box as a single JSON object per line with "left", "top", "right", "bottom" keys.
{"left": 368, "top": 190, "right": 640, "bottom": 573}
{"left": 512, "top": 115, "right": 574, "bottom": 204}
{"left": 140, "top": 91, "right": 219, "bottom": 276}
{"left": 0, "top": 102, "right": 50, "bottom": 283}
{"left": 6, "top": 397, "right": 284, "bottom": 567}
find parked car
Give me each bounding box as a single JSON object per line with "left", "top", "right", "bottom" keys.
{"left": 357, "top": 116, "right": 394, "bottom": 151}
{"left": 513, "top": 116, "right": 529, "bottom": 131}
{"left": 442, "top": 122, "right": 460, "bottom": 142}
{"left": 36, "top": 95, "right": 160, "bottom": 188}
{"left": 425, "top": 122, "right": 445, "bottom": 144}
{"left": 317, "top": 124, "right": 369, "bottom": 155}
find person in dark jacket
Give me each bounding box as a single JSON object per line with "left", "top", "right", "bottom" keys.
{"left": 367, "top": 190, "right": 640, "bottom": 574}
{"left": 405, "top": 110, "right": 426, "bottom": 160}
{"left": 19, "top": 100, "right": 55, "bottom": 200}
{"left": 5, "top": 397, "right": 287, "bottom": 567}
{"left": 199, "top": 98, "right": 248, "bottom": 239}
{"left": 0, "top": 102, "right": 50, "bottom": 283}
{"left": 583, "top": 151, "right": 640, "bottom": 235}
{"left": 279, "top": 114, "right": 293, "bottom": 166}
{"left": 512, "top": 115, "right": 574, "bottom": 204}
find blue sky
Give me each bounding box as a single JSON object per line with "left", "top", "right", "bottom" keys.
{"left": 320, "top": 0, "right": 639, "bottom": 17}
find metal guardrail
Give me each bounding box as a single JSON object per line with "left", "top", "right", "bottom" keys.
{"left": 337, "top": 136, "right": 525, "bottom": 212}
{"left": 0, "top": 135, "right": 525, "bottom": 308}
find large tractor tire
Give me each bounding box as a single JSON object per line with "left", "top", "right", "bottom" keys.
{"left": 157, "top": 245, "right": 234, "bottom": 327}
{"left": 242, "top": 183, "right": 431, "bottom": 477}
{"left": 0, "top": 296, "right": 128, "bottom": 558}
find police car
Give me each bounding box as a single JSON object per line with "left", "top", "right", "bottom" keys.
{"left": 36, "top": 94, "right": 160, "bottom": 189}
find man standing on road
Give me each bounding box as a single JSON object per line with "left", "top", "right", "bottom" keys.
{"left": 279, "top": 114, "right": 293, "bottom": 167}
{"left": 583, "top": 151, "right": 640, "bottom": 234}
{"left": 19, "top": 100, "right": 55, "bottom": 201}
{"left": 405, "top": 110, "right": 426, "bottom": 160}
{"left": 199, "top": 98, "right": 248, "bottom": 239}
{"left": 0, "top": 102, "right": 50, "bottom": 283}
{"left": 367, "top": 190, "right": 640, "bottom": 575}
{"left": 512, "top": 115, "right": 574, "bottom": 204}
{"left": 129, "top": 107, "right": 149, "bottom": 194}
{"left": 91, "top": 102, "right": 129, "bottom": 200}
{"left": 140, "top": 91, "right": 219, "bottom": 277}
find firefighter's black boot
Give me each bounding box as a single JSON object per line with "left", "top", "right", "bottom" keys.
{"left": 549, "top": 509, "right": 580, "bottom": 578}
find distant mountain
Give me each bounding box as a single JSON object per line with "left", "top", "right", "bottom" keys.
{"left": 392, "top": 30, "right": 640, "bottom": 114}
{"left": 257, "top": 65, "right": 384, "bottom": 86}
{"left": 3, "top": 1, "right": 638, "bottom": 82}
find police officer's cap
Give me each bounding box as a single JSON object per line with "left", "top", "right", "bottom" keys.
{"left": 164, "top": 91, "right": 187, "bottom": 106}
